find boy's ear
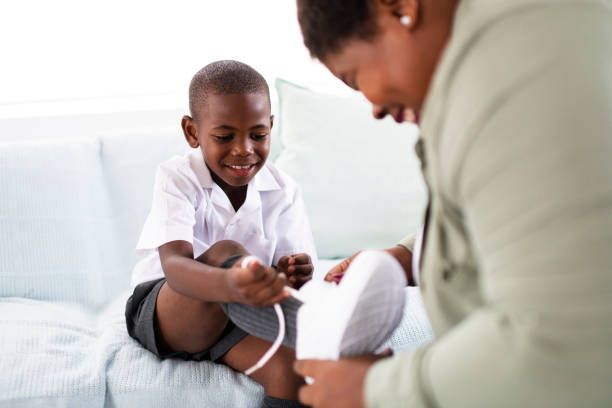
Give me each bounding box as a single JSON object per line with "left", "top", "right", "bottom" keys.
{"left": 269, "top": 115, "right": 274, "bottom": 129}
{"left": 181, "top": 115, "right": 200, "bottom": 148}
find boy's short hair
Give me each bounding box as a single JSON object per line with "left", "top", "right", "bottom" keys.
{"left": 189, "top": 60, "right": 270, "bottom": 119}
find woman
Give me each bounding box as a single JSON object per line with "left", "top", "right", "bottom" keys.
{"left": 293, "top": 0, "right": 612, "bottom": 407}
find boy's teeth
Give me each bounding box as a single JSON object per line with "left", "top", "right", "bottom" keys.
{"left": 229, "top": 165, "right": 251, "bottom": 169}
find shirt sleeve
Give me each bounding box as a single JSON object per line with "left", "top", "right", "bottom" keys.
{"left": 136, "top": 163, "right": 200, "bottom": 250}
{"left": 365, "top": 18, "right": 612, "bottom": 408}
{"left": 272, "top": 185, "right": 318, "bottom": 270}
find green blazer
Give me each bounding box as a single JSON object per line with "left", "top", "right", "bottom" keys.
{"left": 366, "top": 0, "right": 612, "bottom": 406}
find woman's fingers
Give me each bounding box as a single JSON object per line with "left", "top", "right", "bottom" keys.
{"left": 294, "top": 357, "right": 378, "bottom": 408}
{"left": 324, "top": 253, "right": 357, "bottom": 282}
{"left": 294, "top": 359, "right": 324, "bottom": 381}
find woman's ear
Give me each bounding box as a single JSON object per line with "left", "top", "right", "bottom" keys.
{"left": 181, "top": 115, "right": 200, "bottom": 148}
{"left": 269, "top": 114, "right": 274, "bottom": 130}
{"left": 377, "top": 0, "right": 420, "bottom": 30}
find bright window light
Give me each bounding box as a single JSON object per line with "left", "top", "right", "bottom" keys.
{"left": 0, "top": 0, "right": 349, "bottom": 117}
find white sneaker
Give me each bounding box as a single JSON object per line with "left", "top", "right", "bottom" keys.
{"left": 294, "top": 250, "right": 407, "bottom": 361}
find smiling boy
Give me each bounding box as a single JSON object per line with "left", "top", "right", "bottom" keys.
{"left": 125, "top": 61, "right": 316, "bottom": 408}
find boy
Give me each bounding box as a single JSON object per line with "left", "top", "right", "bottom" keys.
{"left": 126, "top": 60, "right": 316, "bottom": 408}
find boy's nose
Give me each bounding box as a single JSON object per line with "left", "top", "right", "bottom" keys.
{"left": 233, "top": 139, "right": 254, "bottom": 156}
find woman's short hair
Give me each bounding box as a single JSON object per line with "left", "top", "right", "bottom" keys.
{"left": 297, "top": 0, "right": 378, "bottom": 61}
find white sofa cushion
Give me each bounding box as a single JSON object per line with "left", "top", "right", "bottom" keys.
{"left": 0, "top": 294, "right": 265, "bottom": 408}
{"left": 99, "top": 130, "right": 189, "bottom": 284}
{"left": 0, "top": 138, "right": 120, "bottom": 310}
{"left": 0, "top": 297, "right": 105, "bottom": 407}
{"left": 274, "top": 79, "right": 427, "bottom": 259}
{"left": 0, "top": 287, "right": 432, "bottom": 408}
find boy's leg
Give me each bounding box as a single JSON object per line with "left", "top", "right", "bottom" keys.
{"left": 154, "top": 240, "right": 249, "bottom": 353}
{"left": 221, "top": 336, "right": 303, "bottom": 400}
{"left": 152, "top": 240, "right": 306, "bottom": 404}
{"left": 220, "top": 297, "right": 301, "bottom": 348}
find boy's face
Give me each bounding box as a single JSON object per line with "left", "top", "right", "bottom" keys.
{"left": 182, "top": 92, "right": 272, "bottom": 188}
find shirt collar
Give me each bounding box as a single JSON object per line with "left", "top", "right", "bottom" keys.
{"left": 188, "top": 149, "right": 282, "bottom": 192}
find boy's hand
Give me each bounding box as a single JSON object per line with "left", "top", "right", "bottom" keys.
{"left": 277, "top": 253, "right": 313, "bottom": 289}
{"left": 225, "top": 258, "right": 289, "bottom": 307}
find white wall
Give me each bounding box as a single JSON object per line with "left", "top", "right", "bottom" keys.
{"left": 0, "top": 0, "right": 352, "bottom": 140}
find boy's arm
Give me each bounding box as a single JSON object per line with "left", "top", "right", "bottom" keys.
{"left": 158, "top": 240, "right": 232, "bottom": 302}
{"left": 159, "top": 240, "right": 289, "bottom": 307}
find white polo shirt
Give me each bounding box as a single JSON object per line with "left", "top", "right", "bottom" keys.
{"left": 131, "top": 149, "right": 318, "bottom": 287}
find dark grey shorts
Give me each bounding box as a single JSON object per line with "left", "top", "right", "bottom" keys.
{"left": 125, "top": 254, "right": 248, "bottom": 362}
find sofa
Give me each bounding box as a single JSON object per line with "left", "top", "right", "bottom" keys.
{"left": 0, "top": 79, "right": 434, "bottom": 407}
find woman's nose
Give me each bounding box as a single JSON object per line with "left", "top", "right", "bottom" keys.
{"left": 372, "top": 105, "right": 389, "bottom": 120}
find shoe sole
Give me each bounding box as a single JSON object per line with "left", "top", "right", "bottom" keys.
{"left": 296, "top": 250, "right": 406, "bottom": 360}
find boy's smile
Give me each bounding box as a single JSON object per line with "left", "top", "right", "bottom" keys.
{"left": 182, "top": 92, "right": 273, "bottom": 192}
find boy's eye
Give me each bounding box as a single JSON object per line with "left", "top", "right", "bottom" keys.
{"left": 213, "top": 135, "right": 233, "bottom": 142}
{"left": 251, "top": 133, "right": 268, "bottom": 141}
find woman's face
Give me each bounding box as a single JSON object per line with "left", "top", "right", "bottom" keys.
{"left": 322, "top": 1, "right": 455, "bottom": 123}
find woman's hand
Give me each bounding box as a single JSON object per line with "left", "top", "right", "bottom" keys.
{"left": 225, "top": 259, "right": 289, "bottom": 307}
{"left": 325, "top": 246, "right": 414, "bottom": 285}
{"left": 324, "top": 252, "right": 362, "bottom": 284}
{"left": 294, "top": 352, "right": 392, "bottom": 408}
{"left": 277, "top": 253, "right": 313, "bottom": 289}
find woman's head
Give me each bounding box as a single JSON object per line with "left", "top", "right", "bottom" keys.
{"left": 297, "top": 0, "right": 459, "bottom": 121}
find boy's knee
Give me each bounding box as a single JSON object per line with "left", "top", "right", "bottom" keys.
{"left": 196, "top": 240, "right": 248, "bottom": 266}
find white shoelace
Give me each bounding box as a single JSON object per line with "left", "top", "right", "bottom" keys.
{"left": 242, "top": 257, "right": 287, "bottom": 376}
